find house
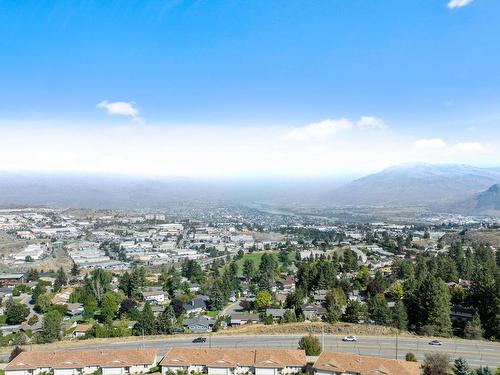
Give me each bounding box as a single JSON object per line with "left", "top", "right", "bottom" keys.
{"left": 313, "top": 290, "right": 328, "bottom": 304}
{"left": 183, "top": 295, "right": 209, "bottom": 315}
{"left": 266, "top": 309, "right": 287, "bottom": 322}
{"left": 5, "top": 348, "right": 158, "bottom": 375}
{"left": 277, "top": 276, "right": 295, "bottom": 292}
{"left": 141, "top": 287, "right": 167, "bottom": 304}
{"left": 73, "top": 323, "right": 92, "bottom": 337}
{"left": 230, "top": 313, "right": 260, "bottom": 326}
{"left": 301, "top": 304, "right": 327, "bottom": 321}
{"left": 313, "top": 351, "right": 421, "bottom": 375}
{"left": 182, "top": 316, "right": 215, "bottom": 333}
{"left": 160, "top": 348, "right": 305, "bottom": 375}
{"left": 66, "top": 303, "right": 84, "bottom": 318}
{"left": 0, "top": 273, "right": 26, "bottom": 287}
{"left": 450, "top": 305, "right": 475, "bottom": 323}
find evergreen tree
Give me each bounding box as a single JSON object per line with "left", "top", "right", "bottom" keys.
{"left": 367, "top": 294, "right": 390, "bottom": 325}
{"left": 53, "top": 266, "right": 68, "bottom": 292}
{"left": 475, "top": 367, "right": 494, "bottom": 375}
{"left": 283, "top": 309, "right": 297, "bottom": 323}
{"left": 325, "top": 294, "right": 342, "bottom": 324}
{"left": 342, "top": 300, "right": 368, "bottom": 323}
{"left": 243, "top": 259, "right": 256, "bottom": 281}
{"left": 453, "top": 357, "right": 471, "bottom": 375}
{"left": 70, "top": 262, "right": 80, "bottom": 277}
{"left": 156, "top": 305, "right": 176, "bottom": 334}
{"left": 464, "top": 312, "right": 484, "bottom": 340}
{"left": 133, "top": 302, "right": 156, "bottom": 336}
{"left": 419, "top": 276, "right": 452, "bottom": 337}
{"left": 39, "top": 310, "right": 63, "bottom": 343}
{"left": 392, "top": 299, "right": 408, "bottom": 331}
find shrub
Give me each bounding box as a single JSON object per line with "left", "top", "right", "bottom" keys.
{"left": 298, "top": 334, "right": 321, "bottom": 356}
{"left": 405, "top": 353, "right": 417, "bottom": 362}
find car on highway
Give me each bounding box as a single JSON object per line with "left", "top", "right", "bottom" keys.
{"left": 342, "top": 335, "right": 358, "bottom": 342}
{"left": 192, "top": 337, "right": 207, "bottom": 343}
{"left": 428, "top": 340, "right": 442, "bottom": 346}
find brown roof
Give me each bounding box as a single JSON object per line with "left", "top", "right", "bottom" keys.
{"left": 6, "top": 348, "right": 157, "bottom": 370}
{"left": 74, "top": 324, "right": 93, "bottom": 332}
{"left": 160, "top": 348, "right": 254, "bottom": 368}
{"left": 254, "top": 348, "right": 305, "bottom": 368}
{"left": 313, "top": 352, "right": 421, "bottom": 375}
{"left": 159, "top": 348, "right": 305, "bottom": 369}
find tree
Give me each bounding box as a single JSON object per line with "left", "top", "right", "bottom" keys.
{"left": 255, "top": 290, "right": 272, "bottom": 310}
{"left": 423, "top": 352, "right": 451, "bottom": 375}
{"left": 367, "top": 294, "right": 390, "bottom": 325}
{"left": 53, "top": 266, "right": 68, "bottom": 292}
{"left": 243, "top": 259, "right": 256, "bottom": 281}
{"left": 453, "top": 357, "right": 471, "bottom": 375}
{"left": 475, "top": 368, "right": 494, "bottom": 375}
{"left": 209, "top": 282, "right": 226, "bottom": 311}
{"left": 31, "top": 284, "right": 46, "bottom": 304}
{"left": 39, "top": 310, "right": 63, "bottom": 343}
{"left": 298, "top": 334, "right": 321, "bottom": 356}
{"left": 283, "top": 309, "right": 297, "bottom": 323}
{"left": 100, "top": 291, "right": 122, "bottom": 323}
{"left": 34, "top": 293, "right": 52, "bottom": 314}
{"left": 392, "top": 299, "right": 408, "bottom": 331}
{"left": 419, "top": 276, "right": 452, "bottom": 337}
{"left": 9, "top": 346, "right": 24, "bottom": 362}
{"left": 85, "top": 269, "right": 112, "bottom": 304}
{"left": 464, "top": 312, "right": 484, "bottom": 340}
{"left": 405, "top": 353, "right": 417, "bottom": 362}
{"left": 156, "top": 305, "right": 176, "bottom": 334}
{"left": 325, "top": 293, "right": 341, "bottom": 324}
{"left": 70, "top": 262, "right": 80, "bottom": 277}
{"left": 342, "top": 300, "right": 368, "bottom": 323}
{"left": 133, "top": 302, "right": 156, "bottom": 336}
{"left": 6, "top": 297, "right": 30, "bottom": 324}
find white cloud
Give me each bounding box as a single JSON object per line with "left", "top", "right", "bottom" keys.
{"left": 286, "top": 118, "right": 352, "bottom": 141}
{"left": 413, "top": 138, "right": 485, "bottom": 156}
{"left": 413, "top": 138, "right": 448, "bottom": 151}
{"left": 357, "top": 116, "right": 388, "bottom": 130}
{"left": 447, "top": 0, "right": 473, "bottom": 9}
{"left": 98, "top": 100, "right": 143, "bottom": 124}
{"left": 0, "top": 119, "right": 497, "bottom": 178}
{"left": 452, "top": 142, "right": 484, "bottom": 153}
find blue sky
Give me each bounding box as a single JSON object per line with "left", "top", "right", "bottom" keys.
{"left": 1, "top": 0, "right": 499, "bottom": 176}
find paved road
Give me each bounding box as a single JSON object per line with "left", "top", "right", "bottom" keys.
{"left": 11, "top": 335, "right": 499, "bottom": 368}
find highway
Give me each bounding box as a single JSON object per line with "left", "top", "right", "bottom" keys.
{"left": 10, "top": 334, "right": 499, "bottom": 368}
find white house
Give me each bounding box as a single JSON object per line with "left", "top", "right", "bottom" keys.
{"left": 5, "top": 348, "right": 157, "bottom": 375}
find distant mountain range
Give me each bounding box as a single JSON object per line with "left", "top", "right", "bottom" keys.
{"left": 1, "top": 164, "right": 500, "bottom": 216}
{"left": 330, "top": 163, "right": 500, "bottom": 214}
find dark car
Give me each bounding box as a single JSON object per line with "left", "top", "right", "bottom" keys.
{"left": 192, "top": 337, "right": 207, "bottom": 343}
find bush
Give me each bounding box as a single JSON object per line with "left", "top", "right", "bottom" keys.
{"left": 298, "top": 334, "right": 321, "bottom": 356}
{"left": 423, "top": 352, "right": 451, "bottom": 375}
{"left": 405, "top": 353, "right": 417, "bottom": 362}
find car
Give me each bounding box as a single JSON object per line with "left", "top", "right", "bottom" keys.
{"left": 342, "top": 335, "right": 357, "bottom": 342}
{"left": 192, "top": 337, "right": 207, "bottom": 343}
{"left": 428, "top": 340, "right": 442, "bottom": 346}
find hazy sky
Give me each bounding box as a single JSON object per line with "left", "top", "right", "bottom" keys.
{"left": 1, "top": 0, "right": 499, "bottom": 177}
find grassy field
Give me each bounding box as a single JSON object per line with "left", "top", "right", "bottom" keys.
{"left": 234, "top": 251, "right": 295, "bottom": 276}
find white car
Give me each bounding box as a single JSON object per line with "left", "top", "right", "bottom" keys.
{"left": 343, "top": 335, "right": 357, "bottom": 342}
